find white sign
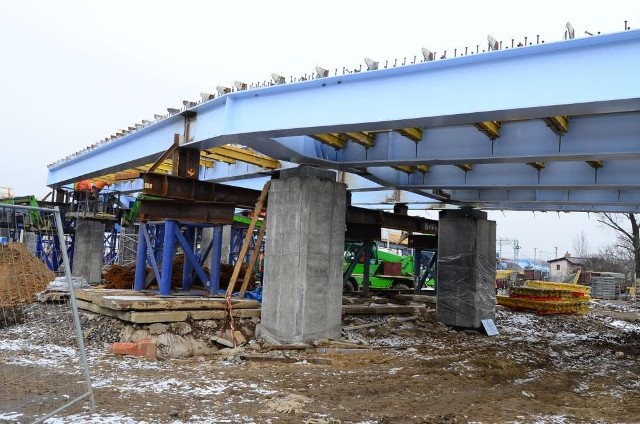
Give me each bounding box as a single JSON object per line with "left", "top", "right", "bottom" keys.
{"left": 481, "top": 319, "right": 499, "bottom": 336}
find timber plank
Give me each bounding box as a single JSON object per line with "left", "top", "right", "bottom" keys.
{"left": 93, "top": 295, "right": 260, "bottom": 311}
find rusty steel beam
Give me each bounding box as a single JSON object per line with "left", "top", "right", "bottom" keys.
{"left": 142, "top": 172, "right": 438, "bottom": 233}
{"left": 346, "top": 206, "right": 438, "bottom": 235}
{"left": 141, "top": 173, "right": 263, "bottom": 208}
{"left": 138, "top": 199, "right": 235, "bottom": 223}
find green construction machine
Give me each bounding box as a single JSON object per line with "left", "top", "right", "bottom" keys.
{"left": 342, "top": 242, "right": 418, "bottom": 292}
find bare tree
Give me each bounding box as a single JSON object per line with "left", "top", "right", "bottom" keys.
{"left": 572, "top": 230, "right": 590, "bottom": 257}
{"left": 583, "top": 244, "right": 633, "bottom": 276}
{"left": 597, "top": 213, "right": 640, "bottom": 279}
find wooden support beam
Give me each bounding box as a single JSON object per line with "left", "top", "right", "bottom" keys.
{"left": 226, "top": 180, "right": 271, "bottom": 296}
{"left": 239, "top": 215, "right": 267, "bottom": 298}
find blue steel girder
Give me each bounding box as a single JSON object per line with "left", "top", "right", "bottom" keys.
{"left": 47, "top": 30, "right": 640, "bottom": 213}
{"left": 335, "top": 112, "right": 640, "bottom": 167}
{"left": 450, "top": 188, "right": 640, "bottom": 204}
{"left": 366, "top": 159, "right": 640, "bottom": 190}
{"left": 48, "top": 30, "right": 640, "bottom": 188}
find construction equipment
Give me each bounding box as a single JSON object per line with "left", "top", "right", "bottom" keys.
{"left": 342, "top": 241, "right": 432, "bottom": 292}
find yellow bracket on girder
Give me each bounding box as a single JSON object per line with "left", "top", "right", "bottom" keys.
{"left": 344, "top": 131, "right": 375, "bottom": 148}
{"left": 543, "top": 116, "right": 569, "bottom": 135}
{"left": 201, "top": 151, "right": 237, "bottom": 165}
{"left": 394, "top": 164, "right": 429, "bottom": 174}
{"left": 586, "top": 160, "right": 603, "bottom": 168}
{"left": 527, "top": 162, "right": 546, "bottom": 170}
{"left": 309, "top": 133, "right": 347, "bottom": 149}
{"left": 89, "top": 145, "right": 280, "bottom": 184}
{"left": 394, "top": 165, "right": 415, "bottom": 174}
{"left": 455, "top": 164, "right": 473, "bottom": 172}
{"left": 206, "top": 145, "right": 280, "bottom": 169}
{"left": 396, "top": 127, "right": 423, "bottom": 142}
{"left": 473, "top": 121, "right": 501, "bottom": 139}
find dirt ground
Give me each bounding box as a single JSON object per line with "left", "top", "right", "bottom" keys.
{"left": 1, "top": 297, "right": 639, "bottom": 424}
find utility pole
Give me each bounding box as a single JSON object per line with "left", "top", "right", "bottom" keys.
{"left": 534, "top": 247, "right": 537, "bottom": 261}
{"left": 554, "top": 246, "right": 558, "bottom": 259}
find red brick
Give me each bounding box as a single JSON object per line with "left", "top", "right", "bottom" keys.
{"left": 111, "top": 339, "right": 157, "bottom": 359}
{"left": 111, "top": 342, "right": 138, "bottom": 356}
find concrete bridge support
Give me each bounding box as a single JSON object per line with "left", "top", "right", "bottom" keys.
{"left": 72, "top": 219, "right": 105, "bottom": 284}
{"left": 260, "top": 167, "right": 346, "bottom": 344}
{"left": 201, "top": 225, "right": 232, "bottom": 265}
{"left": 436, "top": 209, "right": 496, "bottom": 329}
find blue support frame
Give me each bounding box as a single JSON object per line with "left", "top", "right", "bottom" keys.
{"left": 103, "top": 226, "right": 119, "bottom": 265}
{"left": 134, "top": 221, "right": 226, "bottom": 296}
{"left": 35, "top": 232, "right": 74, "bottom": 272}
{"left": 209, "top": 225, "right": 223, "bottom": 295}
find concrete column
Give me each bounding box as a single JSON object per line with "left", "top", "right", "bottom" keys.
{"left": 24, "top": 232, "right": 37, "bottom": 254}
{"left": 221, "top": 225, "right": 232, "bottom": 264}
{"left": 436, "top": 209, "right": 496, "bottom": 329}
{"left": 260, "top": 167, "right": 346, "bottom": 344}
{"left": 73, "top": 219, "right": 106, "bottom": 284}
{"left": 201, "top": 227, "right": 213, "bottom": 263}
{"left": 201, "top": 225, "right": 231, "bottom": 264}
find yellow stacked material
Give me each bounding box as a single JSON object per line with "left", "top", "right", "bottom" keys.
{"left": 525, "top": 280, "right": 590, "bottom": 295}
{"left": 497, "top": 276, "right": 591, "bottom": 315}
{"left": 497, "top": 295, "right": 590, "bottom": 315}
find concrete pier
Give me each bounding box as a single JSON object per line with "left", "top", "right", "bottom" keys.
{"left": 260, "top": 167, "right": 346, "bottom": 344}
{"left": 72, "top": 219, "right": 105, "bottom": 284}
{"left": 436, "top": 209, "right": 496, "bottom": 329}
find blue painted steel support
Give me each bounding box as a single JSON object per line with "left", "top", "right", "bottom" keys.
{"left": 413, "top": 249, "right": 422, "bottom": 293}
{"left": 422, "top": 252, "right": 437, "bottom": 293}
{"left": 153, "top": 225, "right": 164, "bottom": 263}
{"left": 67, "top": 234, "right": 74, "bottom": 273}
{"left": 181, "top": 227, "right": 196, "bottom": 291}
{"left": 141, "top": 225, "right": 162, "bottom": 285}
{"left": 229, "top": 226, "right": 255, "bottom": 265}
{"left": 103, "top": 227, "right": 118, "bottom": 265}
{"left": 172, "top": 225, "right": 210, "bottom": 287}
{"left": 35, "top": 232, "right": 73, "bottom": 272}
{"left": 209, "top": 225, "right": 223, "bottom": 295}
{"left": 159, "top": 220, "right": 177, "bottom": 296}
{"left": 134, "top": 224, "right": 148, "bottom": 291}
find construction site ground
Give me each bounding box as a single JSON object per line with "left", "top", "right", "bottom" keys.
{"left": 2, "top": 297, "right": 640, "bottom": 424}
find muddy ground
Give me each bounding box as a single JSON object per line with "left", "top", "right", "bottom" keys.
{"left": 1, "top": 298, "right": 639, "bottom": 424}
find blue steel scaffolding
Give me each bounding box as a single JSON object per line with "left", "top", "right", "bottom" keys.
{"left": 134, "top": 221, "right": 224, "bottom": 296}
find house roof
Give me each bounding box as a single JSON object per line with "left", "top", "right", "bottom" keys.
{"left": 547, "top": 257, "right": 588, "bottom": 266}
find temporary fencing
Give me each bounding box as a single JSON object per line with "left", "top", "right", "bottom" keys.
{"left": 0, "top": 204, "right": 94, "bottom": 423}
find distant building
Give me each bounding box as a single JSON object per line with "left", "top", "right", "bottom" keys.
{"left": 547, "top": 253, "right": 587, "bottom": 281}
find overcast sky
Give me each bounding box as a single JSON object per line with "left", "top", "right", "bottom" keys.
{"left": 0, "top": 0, "right": 638, "bottom": 259}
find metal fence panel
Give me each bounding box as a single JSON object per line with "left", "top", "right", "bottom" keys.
{"left": 0, "top": 204, "right": 94, "bottom": 423}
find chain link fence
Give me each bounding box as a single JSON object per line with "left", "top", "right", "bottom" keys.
{"left": 0, "top": 204, "right": 93, "bottom": 423}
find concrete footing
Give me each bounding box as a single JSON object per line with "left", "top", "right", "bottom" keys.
{"left": 436, "top": 209, "right": 496, "bottom": 329}
{"left": 259, "top": 167, "right": 346, "bottom": 344}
